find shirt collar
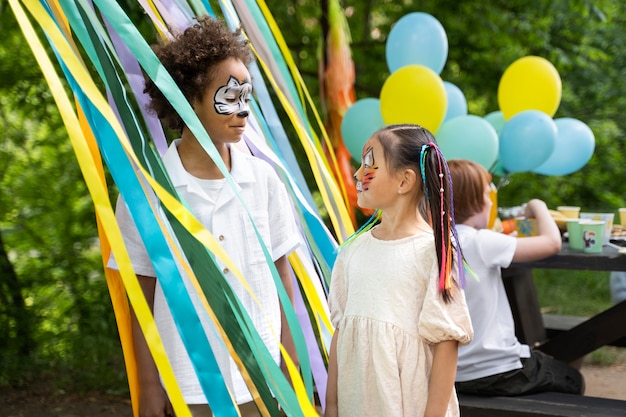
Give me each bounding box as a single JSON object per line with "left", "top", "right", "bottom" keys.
{"left": 163, "top": 139, "right": 256, "bottom": 188}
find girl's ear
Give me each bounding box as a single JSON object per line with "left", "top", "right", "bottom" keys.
{"left": 399, "top": 168, "right": 418, "bottom": 194}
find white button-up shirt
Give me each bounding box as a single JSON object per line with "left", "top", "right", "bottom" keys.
{"left": 110, "top": 140, "right": 300, "bottom": 404}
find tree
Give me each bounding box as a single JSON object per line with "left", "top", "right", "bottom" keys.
{"left": 0, "top": 5, "right": 123, "bottom": 388}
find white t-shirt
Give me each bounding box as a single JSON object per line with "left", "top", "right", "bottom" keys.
{"left": 108, "top": 140, "right": 300, "bottom": 404}
{"left": 455, "top": 225, "right": 531, "bottom": 382}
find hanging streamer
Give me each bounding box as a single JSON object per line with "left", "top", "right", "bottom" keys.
{"left": 9, "top": 0, "right": 365, "bottom": 414}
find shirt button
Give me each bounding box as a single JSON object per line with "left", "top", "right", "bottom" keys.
{"left": 219, "top": 235, "right": 225, "bottom": 241}
{"left": 223, "top": 268, "right": 229, "bottom": 274}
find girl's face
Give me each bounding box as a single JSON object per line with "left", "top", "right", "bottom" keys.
{"left": 193, "top": 58, "right": 252, "bottom": 145}
{"left": 353, "top": 136, "right": 401, "bottom": 210}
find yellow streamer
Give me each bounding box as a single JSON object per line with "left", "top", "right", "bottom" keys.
{"left": 10, "top": 1, "right": 191, "bottom": 415}
{"left": 252, "top": 0, "right": 353, "bottom": 218}
{"left": 221, "top": 0, "right": 353, "bottom": 241}
{"left": 18, "top": 0, "right": 324, "bottom": 413}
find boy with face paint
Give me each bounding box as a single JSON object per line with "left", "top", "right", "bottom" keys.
{"left": 108, "top": 17, "right": 300, "bottom": 417}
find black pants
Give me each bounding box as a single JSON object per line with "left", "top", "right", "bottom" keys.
{"left": 455, "top": 350, "right": 584, "bottom": 396}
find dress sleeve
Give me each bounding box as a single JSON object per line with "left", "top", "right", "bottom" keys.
{"left": 418, "top": 249, "right": 474, "bottom": 346}
{"left": 328, "top": 250, "right": 347, "bottom": 329}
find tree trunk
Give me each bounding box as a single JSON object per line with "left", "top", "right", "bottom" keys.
{"left": 0, "top": 231, "right": 33, "bottom": 357}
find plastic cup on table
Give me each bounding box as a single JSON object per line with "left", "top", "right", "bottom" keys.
{"left": 581, "top": 220, "right": 605, "bottom": 253}
{"left": 557, "top": 206, "right": 581, "bottom": 218}
{"left": 619, "top": 208, "right": 626, "bottom": 226}
{"left": 566, "top": 219, "right": 584, "bottom": 251}
{"left": 579, "top": 212, "right": 614, "bottom": 244}
{"left": 514, "top": 218, "right": 538, "bottom": 237}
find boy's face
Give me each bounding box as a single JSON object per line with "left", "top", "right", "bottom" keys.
{"left": 194, "top": 58, "right": 252, "bottom": 145}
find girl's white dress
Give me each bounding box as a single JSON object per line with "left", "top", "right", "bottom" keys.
{"left": 329, "top": 229, "right": 473, "bottom": 417}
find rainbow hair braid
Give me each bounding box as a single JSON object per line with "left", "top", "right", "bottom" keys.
{"left": 420, "top": 142, "right": 466, "bottom": 301}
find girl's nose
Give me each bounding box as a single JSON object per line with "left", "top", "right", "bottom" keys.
{"left": 237, "top": 110, "right": 249, "bottom": 118}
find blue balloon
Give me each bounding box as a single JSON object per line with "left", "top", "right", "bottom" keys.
{"left": 435, "top": 115, "right": 499, "bottom": 170}
{"left": 533, "top": 118, "right": 595, "bottom": 176}
{"left": 484, "top": 110, "right": 506, "bottom": 134}
{"left": 442, "top": 81, "right": 468, "bottom": 124}
{"left": 341, "top": 98, "right": 386, "bottom": 160}
{"left": 385, "top": 13, "right": 448, "bottom": 74}
{"left": 499, "top": 110, "right": 557, "bottom": 173}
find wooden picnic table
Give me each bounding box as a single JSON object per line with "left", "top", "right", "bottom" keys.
{"left": 502, "top": 242, "right": 626, "bottom": 363}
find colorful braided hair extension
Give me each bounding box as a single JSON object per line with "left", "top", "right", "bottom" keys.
{"left": 419, "top": 141, "right": 466, "bottom": 301}
{"left": 339, "top": 209, "right": 382, "bottom": 249}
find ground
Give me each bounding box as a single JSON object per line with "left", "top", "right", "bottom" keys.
{"left": 2, "top": 354, "right": 625, "bottom": 417}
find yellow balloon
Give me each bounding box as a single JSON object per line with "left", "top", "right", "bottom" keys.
{"left": 380, "top": 65, "right": 447, "bottom": 133}
{"left": 498, "top": 56, "right": 562, "bottom": 120}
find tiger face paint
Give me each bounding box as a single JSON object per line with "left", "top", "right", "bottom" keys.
{"left": 355, "top": 140, "right": 378, "bottom": 193}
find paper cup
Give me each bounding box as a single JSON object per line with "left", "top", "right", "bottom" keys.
{"left": 515, "top": 218, "right": 538, "bottom": 237}
{"left": 557, "top": 206, "right": 581, "bottom": 219}
{"left": 619, "top": 208, "right": 626, "bottom": 226}
{"left": 581, "top": 220, "right": 605, "bottom": 253}
{"left": 580, "top": 213, "right": 614, "bottom": 244}
{"left": 566, "top": 219, "right": 584, "bottom": 251}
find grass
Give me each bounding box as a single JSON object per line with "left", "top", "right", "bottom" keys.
{"left": 533, "top": 269, "right": 613, "bottom": 316}
{"left": 533, "top": 269, "right": 624, "bottom": 366}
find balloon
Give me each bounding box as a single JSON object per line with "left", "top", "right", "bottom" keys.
{"left": 533, "top": 118, "right": 595, "bottom": 176}
{"left": 385, "top": 12, "right": 448, "bottom": 74}
{"left": 435, "top": 115, "right": 499, "bottom": 170}
{"left": 484, "top": 110, "right": 506, "bottom": 134}
{"left": 442, "top": 81, "right": 468, "bottom": 123}
{"left": 497, "top": 56, "right": 562, "bottom": 120}
{"left": 499, "top": 110, "right": 557, "bottom": 173}
{"left": 379, "top": 65, "right": 447, "bottom": 133}
{"left": 341, "top": 98, "right": 386, "bottom": 160}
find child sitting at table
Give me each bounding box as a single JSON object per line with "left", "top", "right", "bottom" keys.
{"left": 610, "top": 271, "right": 626, "bottom": 304}
{"left": 449, "top": 159, "right": 585, "bottom": 396}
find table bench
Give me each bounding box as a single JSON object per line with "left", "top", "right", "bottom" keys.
{"left": 543, "top": 313, "right": 626, "bottom": 348}
{"left": 502, "top": 243, "right": 626, "bottom": 362}
{"left": 458, "top": 392, "right": 626, "bottom": 416}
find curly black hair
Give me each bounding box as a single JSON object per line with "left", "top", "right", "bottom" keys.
{"left": 144, "top": 16, "right": 253, "bottom": 132}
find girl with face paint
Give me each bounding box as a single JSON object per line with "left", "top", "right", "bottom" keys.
{"left": 108, "top": 16, "right": 301, "bottom": 417}
{"left": 325, "top": 124, "right": 473, "bottom": 417}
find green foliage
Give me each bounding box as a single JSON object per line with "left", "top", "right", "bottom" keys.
{"left": 0, "top": 7, "right": 125, "bottom": 390}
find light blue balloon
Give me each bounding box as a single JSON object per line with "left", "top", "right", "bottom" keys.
{"left": 385, "top": 12, "right": 448, "bottom": 74}
{"left": 533, "top": 118, "right": 595, "bottom": 176}
{"left": 484, "top": 110, "right": 506, "bottom": 134}
{"left": 499, "top": 110, "right": 557, "bottom": 173}
{"left": 442, "top": 81, "right": 468, "bottom": 124}
{"left": 341, "top": 98, "right": 386, "bottom": 160}
{"left": 435, "top": 115, "right": 499, "bottom": 170}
